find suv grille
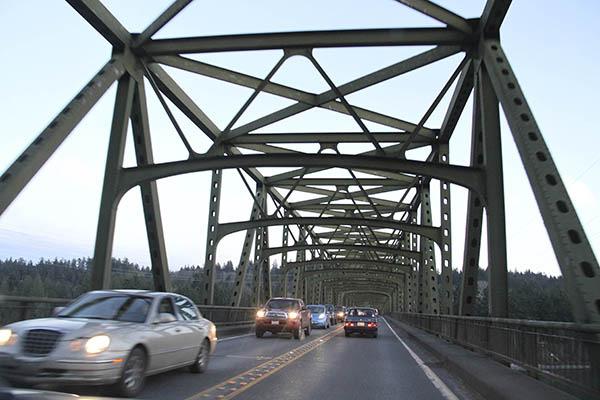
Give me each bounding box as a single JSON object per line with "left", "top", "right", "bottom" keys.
{"left": 23, "top": 329, "right": 62, "bottom": 356}
{"left": 266, "top": 311, "right": 287, "bottom": 319}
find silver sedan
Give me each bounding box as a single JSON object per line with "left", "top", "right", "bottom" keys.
{"left": 0, "top": 290, "right": 218, "bottom": 397}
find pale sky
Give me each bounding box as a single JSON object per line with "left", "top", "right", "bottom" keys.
{"left": 1, "top": 1, "right": 599, "bottom": 277}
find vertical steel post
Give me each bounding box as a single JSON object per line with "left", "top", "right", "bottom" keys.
{"left": 281, "top": 216, "right": 290, "bottom": 297}
{"left": 252, "top": 183, "right": 267, "bottom": 306}
{"left": 438, "top": 143, "right": 453, "bottom": 314}
{"left": 232, "top": 186, "right": 262, "bottom": 306}
{"left": 259, "top": 218, "right": 271, "bottom": 304}
{"left": 460, "top": 67, "right": 485, "bottom": 316}
{"left": 202, "top": 169, "right": 222, "bottom": 305}
{"left": 130, "top": 78, "right": 171, "bottom": 292}
{"left": 479, "top": 64, "right": 508, "bottom": 317}
{"left": 91, "top": 74, "right": 135, "bottom": 290}
{"left": 420, "top": 181, "right": 439, "bottom": 314}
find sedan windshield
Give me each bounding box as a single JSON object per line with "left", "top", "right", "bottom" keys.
{"left": 308, "top": 306, "right": 325, "bottom": 313}
{"left": 57, "top": 293, "right": 152, "bottom": 323}
{"left": 347, "top": 308, "right": 375, "bottom": 317}
{"left": 266, "top": 299, "right": 298, "bottom": 310}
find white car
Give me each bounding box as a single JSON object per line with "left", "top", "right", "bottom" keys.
{"left": 0, "top": 290, "right": 217, "bottom": 397}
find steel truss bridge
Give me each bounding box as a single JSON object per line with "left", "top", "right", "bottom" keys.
{"left": 1, "top": 0, "right": 600, "bottom": 378}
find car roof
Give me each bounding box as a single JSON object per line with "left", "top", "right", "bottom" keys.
{"left": 90, "top": 290, "right": 182, "bottom": 299}
{"left": 268, "top": 297, "right": 300, "bottom": 301}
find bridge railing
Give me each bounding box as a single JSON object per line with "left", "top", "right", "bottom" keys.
{"left": 392, "top": 312, "right": 600, "bottom": 398}
{"left": 0, "top": 295, "right": 256, "bottom": 327}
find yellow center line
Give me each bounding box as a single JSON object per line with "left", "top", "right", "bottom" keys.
{"left": 186, "top": 327, "right": 343, "bottom": 400}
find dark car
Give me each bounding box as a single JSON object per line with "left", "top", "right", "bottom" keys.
{"left": 334, "top": 306, "right": 346, "bottom": 323}
{"left": 255, "top": 298, "right": 311, "bottom": 339}
{"left": 344, "top": 307, "right": 378, "bottom": 338}
{"left": 324, "top": 304, "right": 336, "bottom": 326}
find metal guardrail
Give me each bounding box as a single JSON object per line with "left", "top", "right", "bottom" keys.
{"left": 0, "top": 295, "right": 256, "bottom": 327}
{"left": 392, "top": 312, "right": 600, "bottom": 399}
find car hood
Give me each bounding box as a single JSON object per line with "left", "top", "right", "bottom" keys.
{"left": 7, "top": 318, "right": 137, "bottom": 339}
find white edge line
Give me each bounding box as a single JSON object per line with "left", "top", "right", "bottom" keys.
{"left": 218, "top": 333, "right": 254, "bottom": 342}
{"left": 382, "top": 317, "right": 460, "bottom": 400}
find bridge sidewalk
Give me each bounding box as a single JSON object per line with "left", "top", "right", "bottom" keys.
{"left": 385, "top": 316, "right": 579, "bottom": 400}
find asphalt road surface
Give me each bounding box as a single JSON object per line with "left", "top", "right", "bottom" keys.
{"left": 36, "top": 318, "right": 480, "bottom": 400}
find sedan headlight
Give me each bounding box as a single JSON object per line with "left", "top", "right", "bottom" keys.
{"left": 85, "top": 335, "right": 110, "bottom": 354}
{"left": 0, "top": 329, "right": 15, "bottom": 346}
{"left": 318, "top": 313, "right": 326, "bottom": 319}
{"left": 288, "top": 311, "right": 299, "bottom": 319}
{"left": 209, "top": 323, "right": 217, "bottom": 339}
{"left": 337, "top": 312, "right": 344, "bottom": 317}
{"left": 256, "top": 309, "right": 266, "bottom": 318}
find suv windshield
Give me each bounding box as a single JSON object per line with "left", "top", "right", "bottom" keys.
{"left": 266, "top": 299, "right": 298, "bottom": 310}
{"left": 308, "top": 305, "right": 325, "bottom": 313}
{"left": 57, "top": 293, "right": 152, "bottom": 323}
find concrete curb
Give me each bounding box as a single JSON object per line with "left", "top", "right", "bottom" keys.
{"left": 385, "top": 316, "right": 581, "bottom": 400}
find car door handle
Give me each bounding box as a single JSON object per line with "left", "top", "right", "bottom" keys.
{"left": 175, "top": 328, "right": 182, "bottom": 333}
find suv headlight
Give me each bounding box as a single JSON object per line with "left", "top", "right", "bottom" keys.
{"left": 256, "top": 309, "right": 266, "bottom": 318}
{"left": 288, "top": 311, "right": 299, "bottom": 319}
{"left": 85, "top": 335, "right": 110, "bottom": 354}
{"left": 0, "top": 329, "right": 16, "bottom": 346}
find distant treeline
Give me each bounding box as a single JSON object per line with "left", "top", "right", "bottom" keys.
{"left": 0, "top": 258, "right": 573, "bottom": 321}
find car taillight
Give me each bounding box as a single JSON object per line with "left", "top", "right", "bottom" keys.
{"left": 367, "top": 322, "right": 377, "bottom": 327}
{"left": 344, "top": 322, "right": 352, "bottom": 327}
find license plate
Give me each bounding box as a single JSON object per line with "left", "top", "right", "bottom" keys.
{"left": 357, "top": 322, "right": 365, "bottom": 327}
{"left": 271, "top": 321, "right": 279, "bottom": 325}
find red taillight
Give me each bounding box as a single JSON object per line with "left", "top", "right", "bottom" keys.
{"left": 367, "top": 322, "right": 377, "bottom": 327}
{"left": 344, "top": 322, "right": 352, "bottom": 327}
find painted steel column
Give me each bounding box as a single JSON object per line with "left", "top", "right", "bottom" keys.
{"left": 479, "top": 64, "right": 508, "bottom": 317}
{"left": 483, "top": 40, "right": 600, "bottom": 324}
{"left": 318, "top": 280, "right": 323, "bottom": 303}
{"left": 459, "top": 66, "right": 485, "bottom": 316}
{"left": 202, "top": 169, "right": 222, "bottom": 305}
{"left": 420, "top": 182, "right": 439, "bottom": 314}
{"left": 252, "top": 183, "right": 267, "bottom": 306}
{"left": 231, "top": 192, "right": 261, "bottom": 306}
{"left": 281, "top": 215, "right": 290, "bottom": 297}
{"left": 130, "top": 78, "right": 171, "bottom": 292}
{"left": 293, "top": 244, "right": 306, "bottom": 298}
{"left": 259, "top": 217, "right": 271, "bottom": 304}
{"left": 91, "top": 74, "right": 135, "bottom": 289}
{"left": 438, "top": 142, "right": 453, "bottom": 314}
{"left": 410, "top": 211, "right": 419, "bottom": 313}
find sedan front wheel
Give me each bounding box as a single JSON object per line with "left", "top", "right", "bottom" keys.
{"left": 190, "top": 339, "right": 210, "bottom": 373}
{"left": 114, "top": 347, "right": 147, "bottom": 398}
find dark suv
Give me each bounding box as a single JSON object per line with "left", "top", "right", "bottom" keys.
{"left": 255, "top": 297, "right": 312, "bottom": 339}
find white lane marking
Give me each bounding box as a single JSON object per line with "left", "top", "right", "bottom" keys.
{"left": 382, "top": 317, "right": 459, "bottom": 400}
{"left": 218, "top": 333, "right": 254, "bottom": 342}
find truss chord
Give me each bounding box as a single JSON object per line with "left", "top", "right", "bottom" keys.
{"left": 143, "top": 64, "right": 196, "bottom": 155}
{"left": 398, "top": 55, "right": 469, "bottom": 156}
{"left": 221, "top": 54, "right": 287, "bottom": 135}
{"left": 308, "top": 54, "right": 384, "bottom": 154}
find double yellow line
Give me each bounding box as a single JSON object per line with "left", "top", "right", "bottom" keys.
{"left": 186, "top": 327, "right": 342, "bottom": 400}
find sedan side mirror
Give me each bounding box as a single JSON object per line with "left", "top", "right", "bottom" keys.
{"left": 155, "top": 313, "right": 177, "bottom": 324}
{"left": 53, "top": 306, "right": 65, "bottom": 316}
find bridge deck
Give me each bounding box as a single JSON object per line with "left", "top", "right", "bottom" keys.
{"left": 64, "top": 318, "right": 474, "bottom": 399}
